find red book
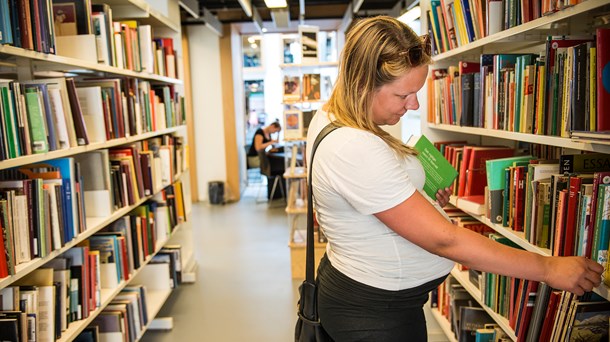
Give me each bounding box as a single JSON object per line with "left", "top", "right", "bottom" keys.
{"left": 458, "top": 146, "right": 475, "bottom": 197}
{"left": 538, "top": 291, "right": 562, "bottom": 342}
{"left": 459, "top": 61, "right": 480, "bottom": 74}
{"left": 510, "top": 279, "right": 527, "bottom": 329}
{"left": 508, "top": 278, "right": 521, "bottom": 329}
{"left": 516, "top": 281, "right": 539, "bottom": 341}
{"left": 564, "top": 175, "right": 593, "bottom": 256}
{"left": 513, "top": 166, "right": 527, "bottom": 231}
{"left": 118, "top": 236, "right": 129, "bottom": 280}
{"left": 88, "top": 252, "right": 98, "bottom": 309}
{"left": 597, "top": 28, "right": 610, "bottom": 131}
{"left": 0, "top": 218, "right": 8, "bottom": 278}
{"left": 17, "top": 0, "right": 34, "bottom": 50}
{"left": 553, "top": 189, "right": 569, "bottom": 256}
{"left": 465, "top": 147, "right": 514, "bottom": 196}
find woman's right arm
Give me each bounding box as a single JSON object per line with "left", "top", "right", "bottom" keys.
{"left": 374, "top": 191, "right": 603, "bottom": 295}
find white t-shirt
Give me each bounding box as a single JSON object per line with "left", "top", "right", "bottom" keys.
{"left": 306, "top": 109, "right": 454, "bottom": 291}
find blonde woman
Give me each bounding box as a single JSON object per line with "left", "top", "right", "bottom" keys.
{"left": 305, "top": 16, "right": 602, "bottom": 341}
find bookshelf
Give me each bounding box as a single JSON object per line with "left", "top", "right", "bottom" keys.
{"left": 429, "top": 307, "right": 458, "bottom": 342}
{"left": 0, "top": 0, "right": 195, "bottom": 340}
{"left": 423, "top": 0, "right": 610, "bottom": 339}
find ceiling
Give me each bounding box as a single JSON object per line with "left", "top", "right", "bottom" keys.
{"left": 196, "top": 0, "right": 403, "bottom": 24}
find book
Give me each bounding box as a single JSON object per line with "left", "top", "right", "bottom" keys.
{"left": 560, "top": 153, "right": 610, "bottom": 174}
{"left": 597, "top": 28, "right": 610, "bottom": 131}
{"left": 406, "top": 134, "right": 458, "bottom": 199}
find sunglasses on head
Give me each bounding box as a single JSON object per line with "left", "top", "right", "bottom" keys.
{"left": 399, "top": 35, "right": 432, "bottom": 65}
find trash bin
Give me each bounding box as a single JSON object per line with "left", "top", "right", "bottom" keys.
{"left": 208, "top": 181, "right": 225, "bottom": 205}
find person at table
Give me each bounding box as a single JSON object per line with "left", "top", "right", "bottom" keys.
{"left": 248, "top": 121, "right": 281, "bottom": 157}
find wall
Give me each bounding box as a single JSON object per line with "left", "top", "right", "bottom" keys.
{"left": 187, "top": 25, "right": 227, "bottom": 202}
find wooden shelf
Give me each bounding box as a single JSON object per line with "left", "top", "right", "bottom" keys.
{"left": 431, "top": 0, "right": 610, "bottom": 61}
{"left": 0, "top": 170, "right": 188, "bottom": 290}
{"left": 0, "top": 126, "right": 184, "bottom": 171}
{"left": 279, "top": 61, "right": 339, "bottom": 69}
{"left": 284, "top": 167, "right": 307, "bottom": 179}
{"left": 0, "top": 45, "right": 182, "bottom": 84}
{"left": 451, "top": 267, "right": 517, "bottom": 341}
{"left": 286, "top": 207, "right": 307, "bottom": 214}
{"left": 428, "top": 123, "right": 610, "bottom": 153}
{"left": 429, "top": 307, "right": 458, "bottom": 342}
{"left": 55, "top": 222, "right": 181, "bottom": 342}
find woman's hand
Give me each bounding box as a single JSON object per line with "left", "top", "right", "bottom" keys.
{"left": 435, "top": 187, "right": 452, "bottom": 207}
{"left": 543, "top": 256, "right": 603, "bottom": 295}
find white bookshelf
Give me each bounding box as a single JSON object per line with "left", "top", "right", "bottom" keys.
{"left": 429, "top": 307, "right": 458, "bottom": 342}
{"left": 431, "top": 0, "right": 610, "bottom": 61}
{"left": 279, "top": 61, "right": 339, "bottom": 69}
{"left": 0, "top": 45, "right": 182, "bottom": 84}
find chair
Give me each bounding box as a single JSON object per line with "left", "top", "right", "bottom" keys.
{"left": 244, "top": 144, "right": 262, "bottom": 185}
{"left": 258, "top": 149, "right": 286, "bottom": 205}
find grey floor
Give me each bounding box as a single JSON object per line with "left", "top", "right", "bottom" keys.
{"left": 142, "top": 182, "right": 300, "bottom": 341}
{"left": 141, "top": 179, "right": 449, "bottom": 342}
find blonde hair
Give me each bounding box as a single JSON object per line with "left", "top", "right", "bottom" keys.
{"left": 327, "top": 16, "right": 431, "bottom": 157}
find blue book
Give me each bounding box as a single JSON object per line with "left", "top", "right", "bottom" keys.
{"left": 42, "top": 158, "right": 78, "bottom": 240}
{"left": 460, "top": 0, "right": 477, "bottom": 42}
{"left": 0, "top": 0, "right": 13, "bottom": 44}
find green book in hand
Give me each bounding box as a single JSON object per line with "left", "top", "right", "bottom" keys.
{"left": 407, "top": 134, "right": 458, "bottom": 199}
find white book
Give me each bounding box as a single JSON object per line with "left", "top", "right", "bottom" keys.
{"left": 92, "top": 13, "right": 110, "bottom": 65}
{"left": 36, "top": 286, "right": 55, "bottom": 342}
{"left": 487, "top": 0, "right": 503, "bottom": 36}
{"left": 100, "top": 263, "right": 119, "bottom": 289}
{"left": 113, "top": 27, "right": 125, "bottom": 69}
{"left": 15, "top": 194, "right": 31, "bottom": 263}
{"left": 0, "top": 286, "right": 19, "bottom": 311}
{"left": 138, "top": 25, "right": 154, "bottom": 73}
{"left": 156, "top": 48, "right": 165, "bottom": 76}
{"left": 47, "top": 87, "right": 70, "bottom": 149}
{"left": 154, "top": 206, "right": 170, "bottom": 244}
{"left": 99, "top": 332, "right": 124, "bottom": 342}
{"left": 159, "top": 146, "right": 173, "bottom": 187}
{"left": 44, "top": 183, "right": 61, "bottom": 250}
{"left": 166, "top": 54, "right": 176, "bottom": 79}
{"left": 76, "top": 86, "right": 107, "bottom": 143}
{"left": 155, "top": 101, "right": 166, "bottom": 130}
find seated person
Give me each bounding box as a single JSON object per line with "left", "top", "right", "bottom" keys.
{"left": 248, "top": 121, "right": 285, "bottom": 200}
{"left": 247, "top": 121, "right": 282, "bottom": 157}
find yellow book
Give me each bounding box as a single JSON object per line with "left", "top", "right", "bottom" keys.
{"left": 560, "top": 48, "right": 572, "bottom": 138}
{"left": 453, "top": 0, "right": 469, "bottom": 46}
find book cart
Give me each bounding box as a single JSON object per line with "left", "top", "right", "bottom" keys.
{"left": 421, "top": 0, "right": 610, "bottom": 340}
{"left": 0, "top": 0, "right": 198, "bottom": 340}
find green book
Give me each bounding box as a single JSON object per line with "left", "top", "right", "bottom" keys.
{"left": 407, "top": 134, "right": 458, "bottom": 199}
{"left": 1, "top": 86, "right": 19, "bottom": 158}
{"left": 24, "top": 89, "right": 49, "bottom": 153}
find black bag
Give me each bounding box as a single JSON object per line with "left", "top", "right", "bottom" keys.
{"left": 294, "top": 124, "right": 338, "bottom": 342}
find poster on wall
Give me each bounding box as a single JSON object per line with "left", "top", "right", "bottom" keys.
{"left": 284, "top": 109, "right": 304, "bottom": 139}
{"left": 299, "top": 25, "right": 319, "bottom": 63}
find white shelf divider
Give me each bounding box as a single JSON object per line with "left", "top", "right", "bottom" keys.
{"left": 428, "top": 123, "right": 610, "bottom": 154}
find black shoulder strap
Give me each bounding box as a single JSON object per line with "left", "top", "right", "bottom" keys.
{"left": 306, "top": 123, "right": 339, "bottom": 282}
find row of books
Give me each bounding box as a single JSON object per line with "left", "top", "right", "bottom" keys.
{"left": 430, "top": 273, "right": 510, "bottom": 342}
{"left": 427, "top": 30, "right": 610, "bottom": 138}
{"left": 0, "top": 199, "right": 184, "bottom": 341}
{"left": 0, "top": 0, "right": 179, "bottom": 78}
{"left": 0, "top": 135, "right": 187, "bottom": 279}
{"left": 440, "top": 208, "right": 610, "bottom": 342}
{"left": 427, "top": 0, "right": 587, "bottom": 55}
{"left": 0, "top": 77, "right": 185, "bottom": 161}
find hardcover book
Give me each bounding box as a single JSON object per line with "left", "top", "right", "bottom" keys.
{"left": 407, "top": 134, "right": 458, "bottom": 199}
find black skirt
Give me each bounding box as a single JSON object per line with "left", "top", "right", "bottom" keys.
{"left": 316, "top": 254, "right": 448, "bottom": 342}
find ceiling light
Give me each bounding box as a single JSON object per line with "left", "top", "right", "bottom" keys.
{"left": 264, "top": 0, "right": 287, "bottom": 8}
{"left": 397, "top": 5, "right": 421, "bottom": 25}
{"left": 262, "top": 28, "right": 268, "bottom": 33}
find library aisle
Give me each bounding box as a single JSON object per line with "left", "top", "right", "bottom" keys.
{"left": 142, "top": 188, "right": 300, "bottom": 341}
